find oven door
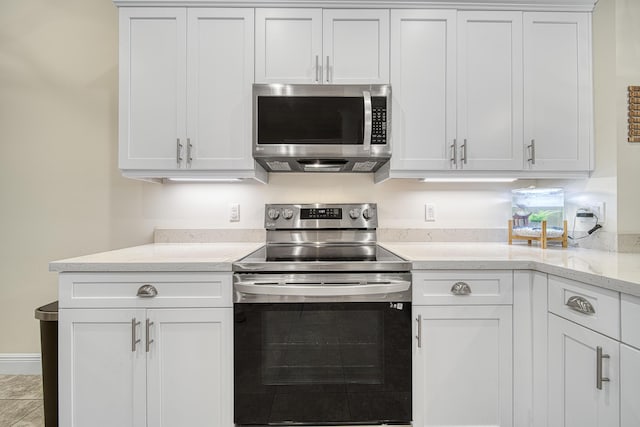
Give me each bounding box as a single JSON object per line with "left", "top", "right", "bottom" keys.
{"left": 234, "top": 301, "right": 411, "bottom": 426}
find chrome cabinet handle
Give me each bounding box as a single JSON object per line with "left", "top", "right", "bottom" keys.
{"left": 145, "top": 318, "right": 154, "bottom": 353}
{"left": 566, "top": 296, "right": 595, "bottom": 315}
{"left": 315, "top": 55, "right": 319, "bottom": 83}
{"left": 461, "top": 139, "right": 468, "bottom": 165}
{"left": 363, "top": 91, "right": 372, "bottom": 152}
{"left": 528, "top": 139, "right": 536, "bottom": 165}
{"left": 176, "top": 138, "right": 184, "bottom": 165}
{"left": 186, "top": 138, "right": 193, "bottom": 167}
{"left": 137, "top": 284, "right": 158, "bottom": 298}
{"left": 416, "top": 315, "right": 422, "bottom": 348}
{"left": 450, "top": 139, "right": 458, "bottom": 166}
{"left": 326, "top": 56, "right": 330, "bottom": 83}
{"left": 596, "top": 346, "right": 610, "bottom": 390}
{"left": 131, "top": 318, "right": 141, "bottom": 352}
{"left": 451, "top": 281, "right": 472, "bottom": 295}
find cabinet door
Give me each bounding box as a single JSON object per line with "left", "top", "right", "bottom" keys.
{"left": 323, "top": 9, "right": 389, "bottom": 84}
{"left": 457, "top": 12, "right": 523, "bottom": 170}
{"left": 524, "top": 13, "right": 592, "bottom": 171}
{"left": 255, "top": 9, "right": 322, "bottom": 83}
{"left": 390, "top": 10, "right": 456, "bottom": 171}
{"left": 146, "top": 308, "right": 233, "bottom": 427}
{"left": 621, "top": 344, "right": 640, "bottom": 427}
{"left": 59, "top": 309, "right": 146, "bottom": 427}
{"left": 187, "top": 9, "right": 254, "bottom": 170}
{"left": 413, "top": 305, "right": 513, "bottom": 427}
{"left": 119, "top": 8, "right": 187, "bottom": 170}
{"left": 548, "top": 314, "right": 619, "bottom": 427}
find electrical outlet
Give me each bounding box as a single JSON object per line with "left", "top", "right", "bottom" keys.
{"left": 588, "top": 202, "right": 605, "bottom": 223}
{"left": 229, "top": 203, "right": 240, "bottom": 222}
{"left": 425, "top": 204, "right": 436, "bottom": 222}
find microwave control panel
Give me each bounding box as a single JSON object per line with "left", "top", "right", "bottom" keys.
{"left": 371, "top": 97, "right": 387, "bottom": 145}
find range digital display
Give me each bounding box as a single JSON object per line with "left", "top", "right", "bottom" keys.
{"left": 300, "top": 208, "right": 342, "bottom": 220}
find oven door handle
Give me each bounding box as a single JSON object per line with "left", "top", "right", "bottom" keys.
{"left": 234, "top": 281, "right": 410, "bottom": 297}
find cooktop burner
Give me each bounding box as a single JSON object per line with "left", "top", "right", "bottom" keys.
{"left": 233, "top": 203, "right": 411, "bottom": 273}
{"left": 233, "top": 244, "right": 410, "bottom": 273}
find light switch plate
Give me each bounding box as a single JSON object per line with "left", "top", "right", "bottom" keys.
{"left": 229, "top": 203, "right": 240, "bottom": 222}
{"left": 425, "top": 204, "right": 436, "bottom": 222}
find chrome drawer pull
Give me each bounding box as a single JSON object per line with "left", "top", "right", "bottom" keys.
{"left": 596, "top": 346, "right": 610, "bottom": 390}
{"left": 451, "top": 282, "right": 472, "bottom": 296}
{"left": 137, "top": 284, "right": 158, "bottom": 298}
{"left": 566, "top": 296, "right": 595, "bottom": 315}
{"left": 416, "top": 315, "right": 422, "bottom": 348}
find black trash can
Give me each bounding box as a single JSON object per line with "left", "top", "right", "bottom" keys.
{"left": 35, "top": 301, "right": 58, "bottom": 427}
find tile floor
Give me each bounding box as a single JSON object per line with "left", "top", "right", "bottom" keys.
{"left": 0, "top": 375, "right": 44, "bottom": 427}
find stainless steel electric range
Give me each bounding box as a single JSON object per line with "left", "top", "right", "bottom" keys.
{"left": 233, "top": 203, "right": 412, "bottom": 427}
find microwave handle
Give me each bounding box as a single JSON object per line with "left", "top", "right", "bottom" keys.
{"left": 363, "top": 91, "right": 372, "bottom": 152}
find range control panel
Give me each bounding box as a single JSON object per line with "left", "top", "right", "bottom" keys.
{"left": 265, "top": 203, "right": 377, "bottom": 230}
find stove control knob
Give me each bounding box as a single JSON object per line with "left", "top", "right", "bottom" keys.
{"left": 349, "top": 208, "right": 361, "bottom": 220}
{"left": 362, "top": 208, "right": 374, "bottom": 220}
{"left": 267, "top": 208, "right": 280, "bottom": 220}
{"left": 282, "top": 208, "right": 294, "bottom": 220}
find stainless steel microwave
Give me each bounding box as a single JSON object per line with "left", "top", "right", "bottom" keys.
{"left": 253, "top": 84, "right": 391, "bottom": 173}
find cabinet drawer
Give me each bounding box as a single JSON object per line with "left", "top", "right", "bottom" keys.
{"left": 412, "top": 270, "right": 513, "bottom": 305}
{"left": 548, "top": 275, "right": 619, "bottom": 339}
{"left": 59, "top": 272, "right": 232, "bottom": 308}
{"left": 622, "top": 293, "right": 640, "bottom": 349}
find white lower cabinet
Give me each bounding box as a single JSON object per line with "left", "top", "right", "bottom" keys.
{"left": 60, "top": 307, "right": 232, "bottom": 427}
{"left": 59, "top": 309, "right": 146, "bottom": 427}
{"left": 412, "top": 271, "right": 515, "bottom": 427}
{"left": 413, "top": 305, "right": 513, "bottom": 427}
{"left": 548, "top": 313, "right": 620, "bottom": 427}
{"left": 58, "top": 272, "right": 233, "bottom": 427}
{"left": 621, "top": 344, "right": 640, "bottom": 427}
{"left": 621, "top": 293, "right": 640, "bottom": 427}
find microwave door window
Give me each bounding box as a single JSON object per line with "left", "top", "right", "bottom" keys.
{"left": 257, "top": 97, "right": 364, "bottom": 145}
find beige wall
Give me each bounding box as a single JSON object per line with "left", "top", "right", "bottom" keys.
{"left": 0, "top": 0, "right": 152, "bottom": 353}
{"left": 0, "top": 0, "right": 631, "bottom": 353}
{"left": 615, "top": 0, "right": 640, "bottom": 234}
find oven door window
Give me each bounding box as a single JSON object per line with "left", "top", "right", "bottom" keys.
{"left": 234, "top": 302, "right": 411, "bottom": 425}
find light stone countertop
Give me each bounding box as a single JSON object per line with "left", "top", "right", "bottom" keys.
{"left": 49, "top": 242, "right": 263, "bottom": 272}
{"left": 49, "top": 241, "right": 640, "bottom": 297}
{"left": 380, "top": 242, "right": 640, "bottom": 297}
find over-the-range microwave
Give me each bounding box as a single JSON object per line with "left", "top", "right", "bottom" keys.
{"left": 253, "top": 84, "right": 391, "bottom": 173}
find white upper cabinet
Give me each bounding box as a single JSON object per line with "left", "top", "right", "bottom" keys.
{"left": 255, "top": 9, "right": 322, "bottom": 83}
{"left": 119, "top": 8, "right": 187, "bottom": 171}
{"left": 390, "top": 10, "right": 457, "bottom": 171}
{"left": 186, "top": 8, "right": 254, "bottom": 170}
{"left": 322, "top": 10, "right": 389, "bottom": 84}
{"left": 119, "top": 7, "right": 261, "bottom": 179}
{"left": 386, "top": 9, "right": 593, "bottom": 179}
{"left": 523, "top": 12, "right": 593, "bottom": 171}
{"left": 390, "top": 10, "right": 524, "bottom": 173}
{"left": 255, "top": 8, "right": 389, "bottom": 84}
{"left": 456, "top": 11, "right": 524, "bottom": 171}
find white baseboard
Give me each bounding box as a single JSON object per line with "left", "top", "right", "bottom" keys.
{"left": 0, "top": 353, "right": 42, "bottom": 375}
